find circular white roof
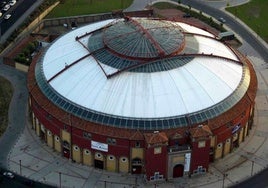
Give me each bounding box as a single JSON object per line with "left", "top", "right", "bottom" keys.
{"left": 37, "top": 18, "right": 246, "bottom": 129}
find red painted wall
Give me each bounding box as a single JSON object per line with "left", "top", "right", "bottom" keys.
{"left": 190, "top": 139, "right": 210, "bottom": 173}
{"left": 145, "top": 146, "right": 167, "bottom": 180}
{"left": 71, "top": 127, "right": 130, "bottom": 157}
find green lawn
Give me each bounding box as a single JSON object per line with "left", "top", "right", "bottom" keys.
{"left": 47, "top": 0, "right": 133, "bottom": 18}
{"left": 0, "top": 77, "right": 13, "bottom": 136}
{"left": 226, "top": 0, "right": 268, "bottom": 43}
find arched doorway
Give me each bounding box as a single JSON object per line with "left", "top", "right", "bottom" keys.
{"left": 62, "top": 140, "right": 70, "bottom": 158}
{"left": 94, "top": 152, "right": 104, "bottom": 169}
{"left": 173, "top": 164, "right": 184, "bottom": 178}
{"left": 95, "top": 160, "right": 104, "bottom": 169}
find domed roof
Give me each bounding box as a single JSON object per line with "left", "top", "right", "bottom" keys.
{"left": 36, "top": 18, "right": 250, "bottom": 130}
{"left": 101, "top": 17, "right": 184, "bottom": 59}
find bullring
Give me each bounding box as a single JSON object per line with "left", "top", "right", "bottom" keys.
{"left": 27, "top": 17, "right": 257, "bottom": 181}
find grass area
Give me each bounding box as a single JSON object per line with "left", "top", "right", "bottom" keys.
{"left": 47, "top": 0, "right": 133, "bottom": 18}
{"left": 153, "top": 2, "right": 225, "bottom": 32}
{"left": 0, "top": 77, "right": 13, "bottom": 136}
{"left": 153, "top": 2, "right": 178, "bottom": 9}
{"left": 226, "top": 0, "right": 268, "bottom": 43}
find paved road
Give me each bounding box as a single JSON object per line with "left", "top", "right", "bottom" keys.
{"left": 0, "top": 0, "right": 44, "bottom": 44}
{"left": 0, "top": 61, "right": 28, "bottom": 169}
{"left": 0, "top": 167, "right": 55, "bottom": 187}
{"left": 231, "top": 167, "right": 268, "bottom": 188}
{"left": 0, "top": 0, "right": 36, "bottom": 34}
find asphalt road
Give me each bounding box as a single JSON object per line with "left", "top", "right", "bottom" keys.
{"left": 0, "top": 0, "right": 35, "bottom": 34}
{"left": 0, "top": 62, "right": 28, "bottom": 169}
{"left": 231, "top": 167, "right": 268, "bottom": 188}
{"left": 0, "top": 167, "right": 55, "bottom": 187}
{"left": 0, "top": 0, "right": 43, "bottom": 43}
{"left": 177, "top": 0, "right": 268, "bottom": 62}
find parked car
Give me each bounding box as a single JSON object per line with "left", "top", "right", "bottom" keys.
{"left": 9, "top": 0, "right": 16, "bottom": 6}
{"left": 3, "top": 171, "right": 15, "bottom": 179}
{"left": 183, "top": 13, "right": 191, "bottom": 18}
{"left": 218, "top": 17, "right": 226, "bottom": 23}
{"left": 2, "top": 4, "right": 10, "bottom": 11}
{"left": 0, "top": 1, "right": 7, "bottom": 9}
{"left": 4, "top": 13, "right": 11, "bottom": 19}
{"left": 23, "top": 179, "right": 34, "bottom": 186}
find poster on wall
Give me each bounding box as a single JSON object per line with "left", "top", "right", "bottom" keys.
{"left": 232, "top": 123, "right": 241, "bottom": 134}
{"left": 184, "top": 153, "right": 191, "bottom": 172}
{"left": 91, "top": 140, "right": 108, "bottom": 152}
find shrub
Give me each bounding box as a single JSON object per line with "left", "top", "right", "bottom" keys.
{"left": 14, "top": 41, "right": 39, "bottom": 66}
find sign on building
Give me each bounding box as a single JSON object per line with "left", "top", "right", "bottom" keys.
{"left": 91, "top": 140, "right": 108, "bottom": 152}
{"left": 184, "top": 153, "right": 191, "bottom": 172}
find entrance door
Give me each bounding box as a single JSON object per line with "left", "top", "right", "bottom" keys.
{"left": 131, "top": 158, "right": 142, "bottom": 174}
{"left": 173, "top": 164, "right": 184, "bottom": 178}
{"left": 40, "top": 131, "right": 45, "bottom": 141}
{"left": 63, "top": 148, "right": 70, "bottom": 158}
{"left": 95, "top": 160, "right": 104, "bottom": 169}
{"left": 132, "top": 166, "right": 142, "bottom": 174}
{"left": 233, "top": 140, "right": 239, "bottom": 148}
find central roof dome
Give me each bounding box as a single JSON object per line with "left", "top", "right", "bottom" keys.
{"left": 101, "top": 17, "right": 184, "bottom": 59}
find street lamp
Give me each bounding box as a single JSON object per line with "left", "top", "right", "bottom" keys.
{"left": 59, "top": 172, "right": 62, "bottom": 188}
{"left": 222, "top": 172, "right": 228, "bottom": 188}
{"left": 251, "top": 160, "right": 255, "bottom": 176}
{"left": 19, "top": 160, "right": 22, "bottom": 175}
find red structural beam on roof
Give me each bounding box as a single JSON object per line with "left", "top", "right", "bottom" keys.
{"left": 76, "top": 39, "right": 109, "bottom": 78}
{"left": 47, "top": 53, "right": 92, "bottom": 83}
{"left": 124, "top": 16, "right": 166, "bottom": 57}
{"left": 47, "top": 46, "right": 106, "bottom": 83}
{"left": 75, "top": 24, "right": 113, "bottom": 40}
{"left": 107, "top": 53, "right": 242, "bottom": 79}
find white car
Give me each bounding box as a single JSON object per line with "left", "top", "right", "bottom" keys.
{"left": 9, "top": 0, "right": 16, "bottom": 6}
{"left": 4, "top": 13, "right": 11, "bottom": 19}
{"left": 2, "top": 4, "right": 10, "bottom": 11}
{"left": 3, "top": 172, "right": 15, "bottom": 179}
{"left": 218, "top": 17, "right": 226, "bottom": 23}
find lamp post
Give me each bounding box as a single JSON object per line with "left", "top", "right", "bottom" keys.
{"left": 222, "top": 172, "right": 228, "bottom": 188}
{"left": 251, "top": 160, "right": 255, "bottom": 176}
{"left": 59, "top": 172, "right": 62, "bottom": 188}
{"left": 19, "top": 160, "right": 22, "bottom": 175}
